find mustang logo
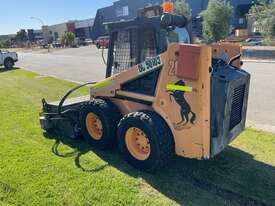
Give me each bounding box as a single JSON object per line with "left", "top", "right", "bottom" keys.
{"left": 168, "top": 80, "right": 196, "bottom": 127}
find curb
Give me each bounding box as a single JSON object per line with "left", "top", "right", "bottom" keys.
{"left": 246, "top": 121, "right": 275, "bottom": 134}
{"left": 243, "top": 59, "right": 275, "bottom": 63}
{"left": 242, "top": 49, "right": 275, "bottom": 61}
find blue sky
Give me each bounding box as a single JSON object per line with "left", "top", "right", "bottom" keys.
{"left": 0, "top": 0, "right": 113, "bottom": 35}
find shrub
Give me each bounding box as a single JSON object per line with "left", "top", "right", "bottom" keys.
{"left": 248, "top": 0, "right": 275, "bottom": 38}
{"left": 201, "top": 0, "right": 233, "bottom": 43}
{"left": 61, "top": 32, "right": 75, "bottom": 47}
{"left": 174, "top": 0, "right": 192, "bottom": 17}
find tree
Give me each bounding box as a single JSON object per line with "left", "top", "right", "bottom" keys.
{"left": 174, "top": 0, "right": 192, "bottom": 17}
{"left": 16, "top": 29, "right": 28, "bottom": 42}
{"left": 61, "top": 32, "right": 75, "bottom": 47}
{"left": 248, "top": 0, "right": 275, "bottom": 37}
{"left": 0, "top": 40, "right": 11, "bottom": 49}
{"left": 201, "top": 0, "right": 233, "bottom": 43}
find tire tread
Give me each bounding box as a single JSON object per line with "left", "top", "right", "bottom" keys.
{"left": 118, "top": 110, "right": 175, "bottom": 171}
{"left": 80, "top": 98, "right": 121, "bottom": 148}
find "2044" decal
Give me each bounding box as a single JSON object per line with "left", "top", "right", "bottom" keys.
{"left": 137, "top": 56, "right": 162, "bottom": 74}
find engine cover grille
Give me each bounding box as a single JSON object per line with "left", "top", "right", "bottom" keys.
{"left": 229, "top": 85, "right": 246, "bottom": 130}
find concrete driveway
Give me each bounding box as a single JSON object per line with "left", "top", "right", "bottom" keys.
{"left": 16, "top": 46, "right": 275, "bottom": 132}
{"left": 244, "top": 61, "right": 275, "bottom": 132}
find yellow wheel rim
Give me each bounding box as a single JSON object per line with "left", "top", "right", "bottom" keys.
{"left": 125, "top": 127, "right": 151, "bottom": 161}
{"left": 85, "top": 112, "right": 103, "bottom": 140}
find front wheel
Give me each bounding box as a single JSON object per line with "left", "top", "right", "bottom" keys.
{"left": 117, "top": 111, "right": 175, "bottom": 172}
{"left": 4, "top": 58, "right": 14, "bottom": 69}
{"left": 79, "top": 99, "right": 121, "bottom": 149}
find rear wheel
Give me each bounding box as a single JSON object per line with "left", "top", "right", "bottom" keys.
{"left": 4, "top": 58, "right": 14, "bottom": 69}
{"left": 79, "top": 99, "right": 121, "bottom": 149}
{"left": 117, "top": 111, "right": 175, "bottom": 172}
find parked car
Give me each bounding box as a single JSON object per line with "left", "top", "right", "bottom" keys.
{"left": 0, "top": 50, "right": 18, "bottom": 69}
{"left": 77, "top": 37, "right": 88, "bottom": 46}
{"left": 245, "top": 38, "right": 264, "bottom": 46}
{"left": 252, "top": 32, "right": 262, "bottom": 37}
{"left": 52, "top": 41, "right": 62, "bottom": 48}
{"left": 85, "top": 38, "right": 93, "bottom": 45}
{"left": 37, "top": 39, "right": 48, "bottom": 49}
{"left": 70, "top": 37, "right": 85, "bottom": 48}
{"left": 95, "top": 36, "right": 109, "bottom": 49}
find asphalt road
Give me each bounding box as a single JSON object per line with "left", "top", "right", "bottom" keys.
{"left": 17, "top": 45, "right": 107, "bottom": 83}
{"left": 16, "top": 46, "right": 275, "bottom": 131}
{"left": 244, "top": 61, "right": 275, "bottom": 131}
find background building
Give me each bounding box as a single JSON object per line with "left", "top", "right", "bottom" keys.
{"left": 91, "top": 0, "right": 255, "bottom": 40}
{"left": 42, "top": 22, "right": 70, "bottom": 42}
{"left": 75, "top": 18, "right": 94, "bottom": 39}
{"left": 27, "top": 29, "right": 44, "bottom": 42}
{"left": 42, "top": 18, "right": 94, "bottom": 43}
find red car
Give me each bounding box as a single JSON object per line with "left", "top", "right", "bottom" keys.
{"left": 95, "top": 36, "right": 109, "bottom": 49}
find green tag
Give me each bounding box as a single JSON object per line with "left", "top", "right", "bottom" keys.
{"left": 166, "top": 84, "right": 193, "bottom": 92}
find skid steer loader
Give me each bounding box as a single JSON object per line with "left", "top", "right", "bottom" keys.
{"left": 40, "top": 4, "right": 250, "bottom": 171}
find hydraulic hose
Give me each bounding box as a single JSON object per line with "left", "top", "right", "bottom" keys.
{"left": 57, "top": 81, "right": 97, "bottom": 116}
{"left": 228, "top": 54, "right": 242, "bottom": 66}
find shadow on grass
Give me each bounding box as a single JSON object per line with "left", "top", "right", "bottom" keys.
{"left": 44, "top": 132, "right": 275, "bottom": 206}
{"left": 0, "top": 67, "right": 20, "bottom": 73}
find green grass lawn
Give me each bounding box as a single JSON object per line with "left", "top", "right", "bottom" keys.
{"left": 0, "top": 68, "right": 274, "bottom": 206}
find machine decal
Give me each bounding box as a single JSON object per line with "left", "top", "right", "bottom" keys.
{"left": 167, "top": 80, "right": 197, "bottom": 130}
{"left": 168, "top": 59, "right": 177, "bottom": 76}
{"left": 137, "top": 55, "right": 162, "bottom": 74}
{"left": 93, "top": 79, "right": 112, "bottom": 89}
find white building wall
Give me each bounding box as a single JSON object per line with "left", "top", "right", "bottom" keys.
{"left": 42, "top": 23, "right": 68, "bottom": 42}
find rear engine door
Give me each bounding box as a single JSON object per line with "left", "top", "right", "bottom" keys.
{"left": 211, "top": 66, "right": 250, "bottom": 156}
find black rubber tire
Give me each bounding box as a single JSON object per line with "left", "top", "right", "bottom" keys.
{"left": 117, "top": 111, "right": 175, "bottom": 172}
{"left": 4, "top": 58, "right": 14, "bottom": 69}
{"left": 79, "top": 98, "right": 121, "bottom": 149}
